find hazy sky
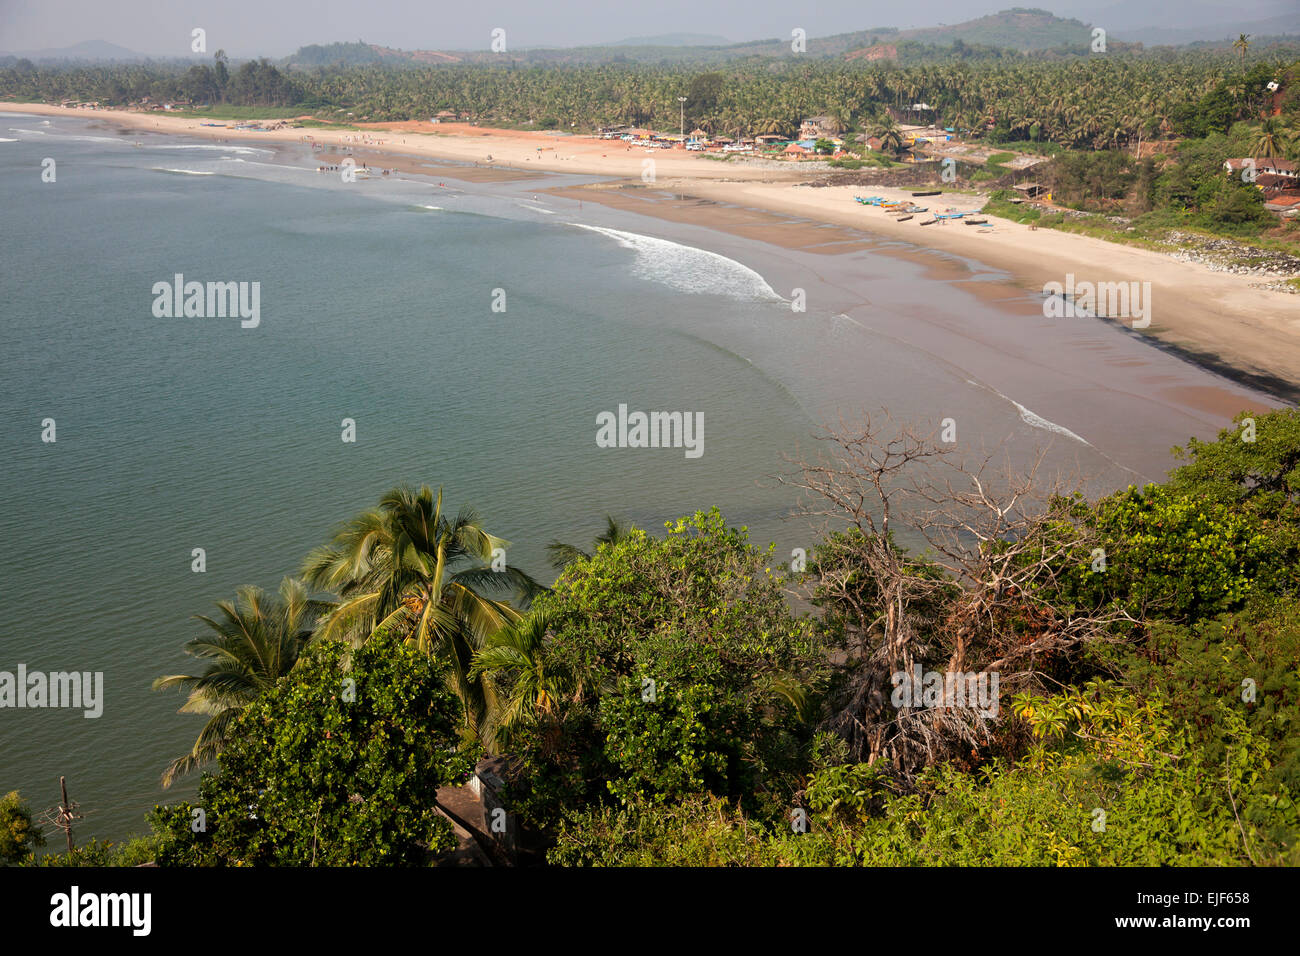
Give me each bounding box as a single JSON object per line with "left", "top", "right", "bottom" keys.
{"left": 0, "top": 0, "right": 1272, "bottom": 57}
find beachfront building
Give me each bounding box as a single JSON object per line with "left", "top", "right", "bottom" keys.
{"left": 1259, "top": 158, "right": 1299, "bottom": 179}
{"left": 1225, "top": 158, "right": 1300, "bottom": 216}
{"left": 1225, "top": 157, "right": 1300, "bottom": 180}
{"left": 1014, "top": 183, "right": 1050, "bottom": 200}
{"left": 800, "top": 116, "right": 841, "bottom": 140}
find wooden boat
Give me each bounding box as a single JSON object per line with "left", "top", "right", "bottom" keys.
{"left": 963, "top": 218, "right": 989, "bottom": 225}
{"left": 912, "top": 190, "right": 942, "bottom": 197}
{"left": 895, "top": 214, "right": 913, "bottom": 221}
{"left": 904, "top": 205, "right": 928, "bottom": 213}
{"left": 919, "top": 218, "right": 938, "bottom": 225}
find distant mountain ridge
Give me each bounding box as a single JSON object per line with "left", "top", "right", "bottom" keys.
{"left": 9, "top": 7, "right": 1295, "bottom": 68}
{"left": 0, "top": 39, "right": 151, "bottom": 61}
{"left": 281, "top": 10, "right": 1124, "bottom": 67}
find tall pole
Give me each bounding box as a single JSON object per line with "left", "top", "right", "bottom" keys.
{"left": 678, "top": 96, "right": 686, "bottom": 139}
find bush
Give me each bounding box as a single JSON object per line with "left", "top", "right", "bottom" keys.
{"left": 499, "top": 509, "right": 826, "bottom": 828}
{"left": 1061, "top": 482, "right": 1291, "bottom": 621}
{"left": 29, "top": 836, "right": 157, "bottom": 867}
{"left": 0, "top": 791, "right": 44, "bottom": 864}
{"left": 550, "top": 684, "right": 1300, "bottom": 866}
{"left": 150, "top": 634, "right": 469, "bottom": 866}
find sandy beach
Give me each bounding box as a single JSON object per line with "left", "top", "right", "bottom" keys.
{"left": 5, "top": 101, "right": 1298, "bottom": 398}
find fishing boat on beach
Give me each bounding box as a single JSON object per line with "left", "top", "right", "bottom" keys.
{"left": 895, "top": 215, "right": 913, "bottom": 221}
{"left": 963, "top": 218, "right": 989, "bottom": 225}
{"left": 919, "top": 218, "right": 938, "bottom": 225}
{"left": 912, "top": 190, "right": 942, "bottom": 197}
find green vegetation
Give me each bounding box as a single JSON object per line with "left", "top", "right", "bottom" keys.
{"left": 153, "top": 577, "right": 331, "bottom": 787}
{"left": 300, "top": 485, "right": 542, "bottom": 746}
{"left": 23, "top": 408, "right": 1279, "bottom": 867}
{"left": 166, "top": 104, "right": 306, "bottom": 120}
{"left": 29, "top": 836, "right": 157, "bottom": 867}
{"left": 0, "top": 792, "right": 43, "bottom": 864}
{"left": 150, "top": 634, "right": 473, "bottom": 866}
{"left": 4, "top": 47, "right": 1296, "bottom": 153}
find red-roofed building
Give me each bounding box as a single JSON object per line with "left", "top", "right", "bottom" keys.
{"left": 1258, "top": 158, "right": 1298, "bottom": 178}
{"left": 1265, "top": 195, "right": 1300, "bottom": 217}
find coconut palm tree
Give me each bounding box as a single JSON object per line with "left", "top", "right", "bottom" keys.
{"left": 546, "top": 515, "right": 638, "bottom": 570}
{"left": 870, "top": 113, "right": 905, "bottom": 157}
{"left": 470, "top": 609, "right": 586, "bottom": 751}
{"left": 302, "top": 485, "right": 543, "bottom": 741}
{"left": 1253, "top": 118, "right": 1292, "bottom": 160}
{"left": 1233, "top": 34, "right": 1251, "bottom": 73}
{"left": 154, "top": 577, "right": 330, "bottom": 787}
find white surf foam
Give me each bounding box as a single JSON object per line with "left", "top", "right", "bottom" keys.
{"left": 152, "top": 167, "right": 214, "bottom": 175}
{"left": 567, "top": 222, "right": 782, "bottom": 301}
{"left": 0, "top": 137, "right": 16, "bottom": 143}
{"left": 155, "top": 143, "right": 273, "bottom": 156}
{"left": 967, "top": 379, "right": 1091, "bottom": 446}
{"left": 8, "top": 127, "right": 46, "bottom": 134}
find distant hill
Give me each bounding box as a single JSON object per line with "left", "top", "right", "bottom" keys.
{"left": 0, "top": 39, "right": 151, "bottom": 61}
{"left": 899, "top": 8, "right": 1096, "bottom": 51}
{"left": 647, "top": 9, "right": 1106, "bottom": 58}
{"left": 285, "top": 42, "right": 462, "bottom": 67}
{"left": 278, "top": 8, "right": 1222, "bottom": 71}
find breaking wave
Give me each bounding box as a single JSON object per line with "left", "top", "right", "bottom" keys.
{"left": 567, "top": 223, "right": 782, "bottom": 301}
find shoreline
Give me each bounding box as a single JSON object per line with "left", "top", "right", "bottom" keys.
{"left": 552, "top": 181, "right": 1300, "bottom": 406}
{"left": 5, "top": 100, "right": 1297, "bottom": 401}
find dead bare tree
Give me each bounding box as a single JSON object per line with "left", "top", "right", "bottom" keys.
{"left": 782, "top": 411, "right": 1138, "bottom": 779}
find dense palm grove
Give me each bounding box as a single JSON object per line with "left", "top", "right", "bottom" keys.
{"left": 5, "top": 408, "right": 1299, "bottom": 866}
{"left": 1, "top": 45, "right": 1297, "bottom": 150}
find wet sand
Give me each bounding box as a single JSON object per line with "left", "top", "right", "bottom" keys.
{"left": 533, "top": 180, "right": 1282, "bottom": 487}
